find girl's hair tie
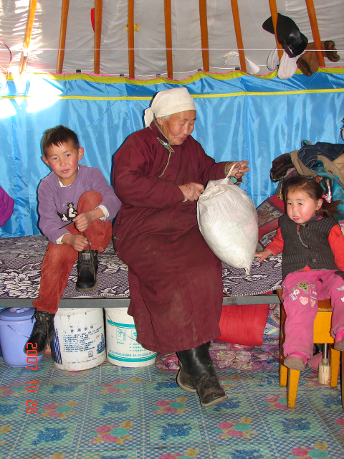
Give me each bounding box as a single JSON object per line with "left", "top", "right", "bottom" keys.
{"left": 322, "top": 193, "right": 331, "bottom": 203}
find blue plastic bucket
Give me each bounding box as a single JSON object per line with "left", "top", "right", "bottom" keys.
{"left": 0, "top": 308, "right": 44, "bottom": 367}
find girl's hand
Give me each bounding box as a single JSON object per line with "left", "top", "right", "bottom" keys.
{"left": 254, "top": 249, "right": 273, "bottom": 262}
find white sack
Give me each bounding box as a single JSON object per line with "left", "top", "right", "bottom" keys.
{"left": 197, "top": 171, "right": 258, "bottom": 274}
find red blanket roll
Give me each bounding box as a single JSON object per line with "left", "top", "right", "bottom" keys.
{"left": 216, "top": 304, "right": 270, "bottom": 346}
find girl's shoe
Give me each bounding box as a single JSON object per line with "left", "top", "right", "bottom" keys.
{"left": 307, "top": 352, "right": 323, "bottom": 371}
{"left": 334, "top": 329, "right": 344, "bottom": 352}
{"left": 284, "top": 352, "right": 307, "bottom": 371}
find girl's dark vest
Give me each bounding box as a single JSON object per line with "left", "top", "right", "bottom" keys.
{"left": 279, "top": 214, "right": 338, "bottom": 279}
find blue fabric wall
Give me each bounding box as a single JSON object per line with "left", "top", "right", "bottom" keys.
{"left": 1, "top": 70, "right": 344, "bottom": 237}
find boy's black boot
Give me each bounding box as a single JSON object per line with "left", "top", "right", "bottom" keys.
{"left": 177, "top": 343, "right": 228, "bottom": 407}
{"left": 24, "top": 310, "right": 55, "bottom": 356}
{"left": 76, "top": 249, "right": 98, "bottom": 291}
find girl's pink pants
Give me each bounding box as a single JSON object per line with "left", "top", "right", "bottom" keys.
{"left": 281, "top": 269, "right": 344, "bottom": 358}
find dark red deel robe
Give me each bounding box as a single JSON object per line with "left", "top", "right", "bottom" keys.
{"left": 113, "top": 122, "right": 228, "bottom": 354}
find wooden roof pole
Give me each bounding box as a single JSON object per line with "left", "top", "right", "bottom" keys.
{"left": 268, "top": 0, "right": 283, "bottom": 59}
{"left": 164, "top": 0, "right": 173, "bottom": 79}
{"left": 19, "top": 0, "right": 38, "bottom": 73}
{"left": 128, "top": 0, "right": 135, "bottom": 78}
{"left": 230, "top": 0, "right": 246, "bottom": 72}
{"left": 305, "top": 0, "right": 325, "bottom": 67}
{"left": 94, "top": 0, "right": 103, "bottom": 74}
{"left": 56, "top": 0, "right": 70, "bottom": 74}
{"left": 198, "top": 0, "right": 209, "bottom": 72}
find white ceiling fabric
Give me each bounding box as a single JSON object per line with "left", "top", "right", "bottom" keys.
{"left": 0, "top": 0, "right": 343, "bottom": 78}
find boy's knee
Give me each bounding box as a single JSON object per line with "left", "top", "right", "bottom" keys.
{"left": 44, "top": 244, "right": 76, "bottom": 267}
{"left": 78, "top": 191, "right": 102, "bottom": 211}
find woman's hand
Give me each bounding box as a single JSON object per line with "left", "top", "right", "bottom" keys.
{"left": 179, "top": 182, "right": 204, "bottom": 202}
{"left": 226, "top": 161, "right": 249, "bottom": 182}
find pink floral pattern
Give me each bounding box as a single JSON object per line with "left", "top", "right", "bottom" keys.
{"left": 91, "top": 421, "right": 133, "bottom": 445}
{"left": 98, "top": 379, "right": 135, "bottom": 394}
{"left": 0, "top": 383, "right": 27, "bottom": 396}
{"left": 335, "top": 417, "right": 344, "bottom": 435}
{"left": 158, "top": 448, "right": 199, "bottom": 459}
{"left": 154, "top": 397, "right": 190, "bottom": 414}
{"left": 217, "top": 417, "right": 258, "bottom": 439}
{"left": 263, "top": 395, "right": 288, "bottom": 409}
{"left": 40, "top": 401, "right": 77, "bottom": 418}
{"left": 289, "top": 442, "right": 330, "bottom": 458}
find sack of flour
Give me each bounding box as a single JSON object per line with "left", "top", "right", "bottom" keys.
{"left": 197, "top": 168, "right": 258, "bottom": 274}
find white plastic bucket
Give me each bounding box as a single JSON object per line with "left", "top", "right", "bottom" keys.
{"left": 105, "top": 308, "right": 157, "bottom": 367}
{"left": 50, "top": 308, "right": 105, "bottom": 371}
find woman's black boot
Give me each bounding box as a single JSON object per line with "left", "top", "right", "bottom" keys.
{"left": 177, "top": 343, "right": 228, "bottom": 407}
{"left": 176, "top": 342, "right": 210, "bottom": 394}
{"left": 176, "top": 363, "right": 197, "bottom": 393}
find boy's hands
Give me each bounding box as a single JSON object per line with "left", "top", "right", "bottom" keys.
{"left": 62, "top": 233, "right": 88, "bottom": 251}
{"left": 254, "top": 249, "right": 273, "bottom": 263}
{"left": 73, "top": 208, "right": 104, "bottom": 232}
{"left": 73, "top": 211, "right": 93, "bottom": 233}
{"left": 61, "top": 208, "right": 105, "bottom": 250}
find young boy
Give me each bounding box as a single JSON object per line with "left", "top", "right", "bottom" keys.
{"left": 26, "top": 125, "right": 121, "bottom": 355}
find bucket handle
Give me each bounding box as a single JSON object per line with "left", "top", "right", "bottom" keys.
{"left": 7, "top": 325, "right": 30, "bottom": 339}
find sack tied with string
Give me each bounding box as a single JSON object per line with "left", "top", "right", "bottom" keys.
{"left": 197, "top": 166, "right": 258, "bottom": 274}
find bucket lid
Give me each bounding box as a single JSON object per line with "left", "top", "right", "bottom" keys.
{"left": 56, "top": 308, "right": 98, "bottom": 316}
{"left": 0, "top": 308, "right": 35, "bottom": 322}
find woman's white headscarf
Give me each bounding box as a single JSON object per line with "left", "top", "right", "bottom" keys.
{"left": 144, "top": 87, "right": 196, "bottom": 127}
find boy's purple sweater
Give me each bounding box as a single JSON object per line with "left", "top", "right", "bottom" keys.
{"left": 37, "top": 164, "right": 121, "bottom": 243}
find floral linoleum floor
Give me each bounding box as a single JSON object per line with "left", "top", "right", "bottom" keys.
{"left": 1, "top": 342, "right": 344, "bottom": 459}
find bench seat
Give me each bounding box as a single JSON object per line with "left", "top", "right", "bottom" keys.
{"left": 0, "top": 235, "right": 282, "bottom": 308}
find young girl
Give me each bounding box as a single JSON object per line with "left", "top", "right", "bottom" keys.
{"left": 255, "top": 175, "right": 344, "bottom": 371}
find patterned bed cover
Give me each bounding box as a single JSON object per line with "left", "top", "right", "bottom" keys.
{"left": 0, "top": 236, "right": 282, "bottom": 308}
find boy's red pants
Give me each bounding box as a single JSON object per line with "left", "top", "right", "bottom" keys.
{"left": 33, "top": 191, "right": 112, "bottom": 314}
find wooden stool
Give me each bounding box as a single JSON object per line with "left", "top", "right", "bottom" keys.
{"left": 277, "top": 289, "right": 341, "bottom": 408}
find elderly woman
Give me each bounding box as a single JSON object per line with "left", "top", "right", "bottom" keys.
{"left": 113, "top": 87, "right": 249, "bottom": 407}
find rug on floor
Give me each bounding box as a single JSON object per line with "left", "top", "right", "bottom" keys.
{"left": 1, "top": 335, "right": 344, "bottom": 459}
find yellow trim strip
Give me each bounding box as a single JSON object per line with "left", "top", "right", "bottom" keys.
{"left": 193, "top": 88, "right": 344, "bottom": 97}
{"left": 1, "top": 87, "right": 344, "bottom": 101}
{"left": 5, "top": 66, "right": 344, "bottom": 85}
